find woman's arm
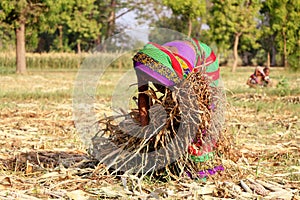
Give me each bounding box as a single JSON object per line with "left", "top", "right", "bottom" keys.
{"left": 137, "top": 76, "right": 150, "bottom": 126}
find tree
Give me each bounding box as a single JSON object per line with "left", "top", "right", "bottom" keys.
{"left": 41, "top": 0, "right": 74, "bottom": 52}
{"left": 259, "top": 1, "right": 277, "bottom": 66}
{"left": 149, "top": 9, "right": 208, "bottom": 40}
{"left": 162, "top": 0, "right": 206, "bottom": 37}
{"left": 64, "top": 0, "right": 100, "bottom": 53}
{"left": 96, "top": 0, "right": 139, "bottom": 40}
{"left": 262, "top": 0, "right": 300, "bottom": 68}
{"left": 0, "top": 0, "right": 48, "bottom": 74}
{"left": 0, "top": 19, "right": 15, "bottom": 51}
{"left": 208, "top": 0, "right": 261, "bottom": 72}
{"left": 40, "top": 0, "right": 102, "bottom": 53}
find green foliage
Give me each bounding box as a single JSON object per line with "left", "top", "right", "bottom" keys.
{"left": 0, "top": 66, "right": 15, "bottom": 74}
{"left": 207, "top": 0, "right": 261, "bottom": 59}
{"left": 162, "top": 0, "right": 206, "bottom": 19}
{"left": 148, "top": 26, "right": 186, "bottom": 44}
{"left": 0, "top": 25, "right": 15, "bottom": 51}
{"left": 261, "top": 0, "right": 300, "bottom": 67}
{"left": 0, "top": 0, "right": 299, "bottom": 69}
{"left": 0, "top": 0, "right": 49, "bottom": 27}
{"left": 288, "top": 54, "right": 300, "bottom": 72}
{"left": 0, "top": 90, "right": 72, "bottom": 102}
{"left": 276, "top": 76, "right": 290, "bottom": 96}
{"left": 162, "top": 0, "right": 206, "bottom": 36}
{"left": 252, "top": 49, "right": 267, "bottom": 66}
{"left": 66, "top": 0, "right": 100, "bottom": 51}
{"left": 0, "top": 52, "right": 133, "bottom": 71}
{"left": 151, "top": 16, "right": 186, "bottom": 35}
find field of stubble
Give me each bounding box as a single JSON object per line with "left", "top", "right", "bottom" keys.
{"left": 0, "top": 67, "right": 299, "bottom": 199}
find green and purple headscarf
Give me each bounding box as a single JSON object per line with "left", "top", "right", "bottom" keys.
{"left": 133, "top": 38, "right": 220, "bottom": 87}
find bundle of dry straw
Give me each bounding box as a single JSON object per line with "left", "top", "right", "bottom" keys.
{"left": 91, "top": 70, "right": 226, "bottom": 179}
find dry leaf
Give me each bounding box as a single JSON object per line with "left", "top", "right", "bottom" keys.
{"left": 0, "top": 176, "right": 12, "bottom": 188}
{"left": 66, "top": 190, "right": 90, "bottom": 200}
{"left": 39, "top": 172, "right": 60, "bottom": 179}
{"left": 268, "top": 190, "right": 293, "bottom": 200}
{"left": 100, "top": 186, "right": 127, "bottom": 197}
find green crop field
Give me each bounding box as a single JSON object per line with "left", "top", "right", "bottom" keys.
{"left": 0, "top": 65, "right": 299, "bottom": 199}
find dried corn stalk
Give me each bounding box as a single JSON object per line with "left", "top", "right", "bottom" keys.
{"left": 91, "top": 71, "right": 226, "bottom": 179}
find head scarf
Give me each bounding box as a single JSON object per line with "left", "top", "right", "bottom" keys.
{"left": 255, "top": 66, "right": 265, "bottom": 76}
{"left": 133, "top": 39, "right": 220, "bottom": 87}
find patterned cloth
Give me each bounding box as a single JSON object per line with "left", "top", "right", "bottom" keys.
{"left": 133, "top": 38, "right": 220, "bottom": 87}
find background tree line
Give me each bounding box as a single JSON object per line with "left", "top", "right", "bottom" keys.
{"left": 0, "top": 0, "right": 299, "bottom": 73}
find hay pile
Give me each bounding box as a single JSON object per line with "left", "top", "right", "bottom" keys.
{"left": 91, "top": 70, "right": 226, "bottom": 179}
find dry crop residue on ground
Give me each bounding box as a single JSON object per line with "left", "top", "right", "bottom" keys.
{"left": 0, "top": 70, "right": 299, "bottom": 199}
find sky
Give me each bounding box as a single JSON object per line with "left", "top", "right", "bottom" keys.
{"left": 117, "top": 9, "right": 148, "bottom": 29}
{"left": 116, "top": 9, "right": 151, "bottom": 43}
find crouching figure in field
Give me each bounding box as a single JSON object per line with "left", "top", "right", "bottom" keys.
{"left": 92, "top": 38, "right": 225, "bottom": 179}
{"left": 131, "top": 38, "right": 225, "bottom": 179}
{"left": 133, "top": 38, "right": 220, "bottom": 126}
{"left": 247, "top": 66, "right": 273, "bottom": 88}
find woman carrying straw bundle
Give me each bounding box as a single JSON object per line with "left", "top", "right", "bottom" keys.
{"left": 90, "top": 38, "right": 225, "bottom": 179}
{"left": 133, "top": 38, "right": 220, "bottom": 126}
{"left": 132, "top": 38, "right": 225, "bottom": 179}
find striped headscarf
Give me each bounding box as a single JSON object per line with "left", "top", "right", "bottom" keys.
{"left": 133, "top": 38, "right": 220, "bottom": 87}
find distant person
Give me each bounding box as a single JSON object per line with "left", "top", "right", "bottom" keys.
{"left": 263, "top": 67, "right": 272, "bottom": 87}
{"left": 246, "top": 66, "right": 265, "bottom": 88}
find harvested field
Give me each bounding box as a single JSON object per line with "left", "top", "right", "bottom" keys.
{"left": 0, "top": 67, "right": 299, "bottom": 199}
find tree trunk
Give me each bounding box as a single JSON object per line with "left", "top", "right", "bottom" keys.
{"left": 232, "top": 33, "right": 241, "bottom": 73}
{"left": 187, "top": 19, "right": 192, "bottom": 37}
{"left": 198, "top": 18, "right": 203, "bottom": 36}
{"left": 58, "top": 25, "right": 63, "bottom": 51}
{"left": 96, "top": 34, "right": 101, "bottom": 45}
{"left": 106, "top": 0, "right": 116, "bottom": 38}
{"left": 77, "top": 40, "right": 81, "bottom": 54}
{"left": 271, "top": 35, "right": 276, "bottom": 66}
{"left": 283, "top": 30, "right": 288, "bottom": 67}
{"left": 16, "top": 22, "right": 27, "bottom": 74}
{"left": 267, "top": 52, "right": 270, "bottom": 68}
